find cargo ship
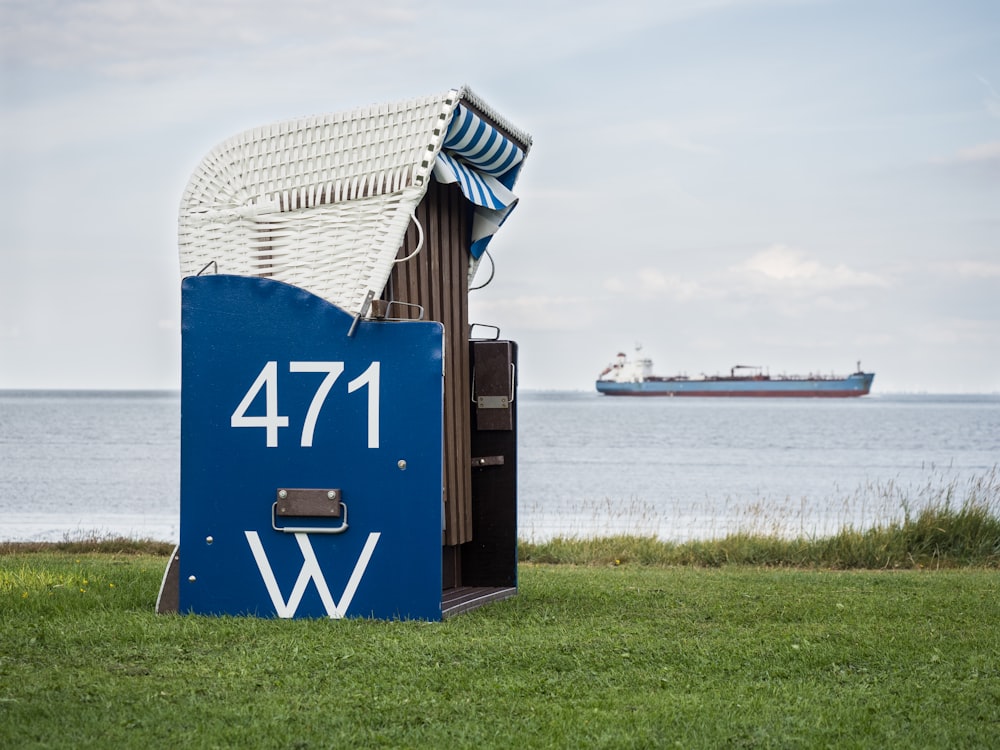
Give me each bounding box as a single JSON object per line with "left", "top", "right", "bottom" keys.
{"left": 596, "top": 351, "right": 874, "bottom": 397}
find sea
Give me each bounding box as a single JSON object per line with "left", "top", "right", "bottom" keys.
{"left": 1, "top": 390, "right": 998, "bottom": 543}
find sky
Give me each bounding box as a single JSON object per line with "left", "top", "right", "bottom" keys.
{"left": 1, "top": 0, "right": 998, "bottom": 393}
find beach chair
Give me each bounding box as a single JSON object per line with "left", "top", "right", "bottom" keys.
{"left": 164, "top": 88, "right": 531, "bottom": 617}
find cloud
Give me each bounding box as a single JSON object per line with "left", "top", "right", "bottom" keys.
{"left": 978, "top": 75, "right": 1000, "bottom": 120}
{"left": 930, "top": 140, "right": 1000, "bottom": 183}
{"left": 602, "top": 268, "right": 719, "bottom": 302}
{"left": 1, "top": 1, "right": 420, "bottom": 78}
{"left": 623, "top": 119, "right": 722, "bottom": 156}
{"left": 931, "top": 77, "right": 1000, "bottom": 173}
{"left": 732, "top": 245, "right": 889, "bottom": 289}
{"left": 931, "top": 260, "right": 1000, "bottom": 279}
{"left": 635, "top": 268, "right": 706, "bottom": 300}
{"left": 601, "top": 249, "right": 888, "bottom": 311}
{"left": 910, "top": 317, "right": 1000, "bottom": 347}
{"left": 0, "top": 324, "right": 21, "bottom": 339}
{"left": 952, "top": 141, "right": 1000, "bottom": 165}
{"left": 603, "top": 277, "right": 628, "bottom": 294}
{"left": 1, "top": 0, "right": 779, "bottom": 83}
{"left": 469, "top": 294, "right": 599, "bottom": 331}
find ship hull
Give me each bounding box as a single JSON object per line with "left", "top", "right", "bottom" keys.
{"left": 596, "top": 373, "right": 874, "bottom": 398}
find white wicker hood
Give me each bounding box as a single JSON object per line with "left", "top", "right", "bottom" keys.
{"left": 178, "top": 87, "right": 531, "bottom": 315}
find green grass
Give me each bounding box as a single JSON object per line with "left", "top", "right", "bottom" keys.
{"left": 2, "top": 476, "right": 998, "bottom": 747}
{"left": 2, "top": 550, "right": 1000, "bottom": 748}
{"left": 521, "top": 472, "right": 1000, "bottom": 569}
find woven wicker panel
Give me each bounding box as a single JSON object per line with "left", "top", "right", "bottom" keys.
{"left": 179, "top": 92, "right": 459, "bottom": 313}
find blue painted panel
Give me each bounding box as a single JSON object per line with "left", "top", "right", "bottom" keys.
{"left": 179, "top": 275, "right": 444, "bottom": 620}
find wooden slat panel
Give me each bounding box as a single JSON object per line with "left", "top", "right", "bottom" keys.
{"left": 386, "top": 180, "right": 472, "bottom": 546}
{"left": 447, "top": 186, "right": 473, "bottom": 544}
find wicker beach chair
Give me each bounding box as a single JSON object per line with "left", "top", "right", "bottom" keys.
{"left": 177, "top": 86, "right": 530, "bottom": 559}
{"left": 178, "top": 86, "right": 531, "bottom": 318}
{"left": 163, "top": 89, "right": 531, "bottom": 616}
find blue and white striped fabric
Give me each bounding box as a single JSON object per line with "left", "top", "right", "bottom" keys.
{"left": 434, "top": 151, "right": 516, "bottom": 211}
{"left": 442, "top": 105, "right": 524, "bottom": 181}
{"left": 432, "top": 104, "right": 526, "bottom": 258}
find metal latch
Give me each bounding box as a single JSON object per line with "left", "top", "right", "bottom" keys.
{"left": 476, "top": 395, "right": 509, "bottom": 410}
{"left": 471, "top": 364, "right": 515, "bottom": 408}
{"left": 272, "top": 488, "right": 348, "bottom": 534}
{"left": 472, "top": 455, "right": 505, "bottom": 467}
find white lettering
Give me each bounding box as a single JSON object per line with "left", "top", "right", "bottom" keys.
{"left": 231, "top": 361, "right": 382, "bottom": 449}
{"left": 244, "top": 531, "right": 380, "bottom": 618}
{"left": 231, "top": 361, "right": 289, "bottom": 447}
{"left": 347, "top": 361, "right": 380, "bottom": 449}
{"left": 289, "top": 361, "right": 344, "bottom": 447}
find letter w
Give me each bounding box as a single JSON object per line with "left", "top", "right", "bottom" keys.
{"left": 244, "top": 531, "right": 380, "bottom": 618}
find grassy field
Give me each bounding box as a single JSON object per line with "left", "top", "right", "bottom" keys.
{"left": 2, "top": 544, "right": 999, "bottom": 749}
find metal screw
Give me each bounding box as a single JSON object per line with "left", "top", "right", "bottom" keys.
{"left": 327, "top": 491, "right": 336, "bottom": 499}
{"left": 205, "top": 536, "right": 213, "bottom": 545}
{"left": 397, "top": 459, "right": 407, "bottom": 470}
{"left": 188, "top": 575, "right": 196, "bottom": 582}
{"left": 278, "top": 490, "right": 288, "bottom": 499}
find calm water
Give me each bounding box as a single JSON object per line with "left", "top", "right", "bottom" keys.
{"left": 0, "top": 391, "right": 180, "bottom": 542}
{"left": 518, "top": 391, "right": 999, "bottom": 541}
{"left": 1, "top": 390, "right": 997, "bottom": 542}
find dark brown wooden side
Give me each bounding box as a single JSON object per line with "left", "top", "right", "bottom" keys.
{"left": 462, "top": 341, "right": 519, "bottom": 588}
{"left": 385, "top": 180, "right": 474, "bottom": 548}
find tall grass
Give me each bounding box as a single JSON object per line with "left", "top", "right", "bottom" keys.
{"left": 0, "top": 533, "right": 174, "bottom": 557}
{"left": 520, "top": 465, "right": 1000, "bottom": 544}
{"left": 521, "top": 467, "right": 1000, "bottom": 568}
{"left": 4, "top": 470, "right": 998, "bottom": 570}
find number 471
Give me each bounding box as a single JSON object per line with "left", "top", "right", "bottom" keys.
{"left": 231, "top": 361, "right": 380, "bottom": 449}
